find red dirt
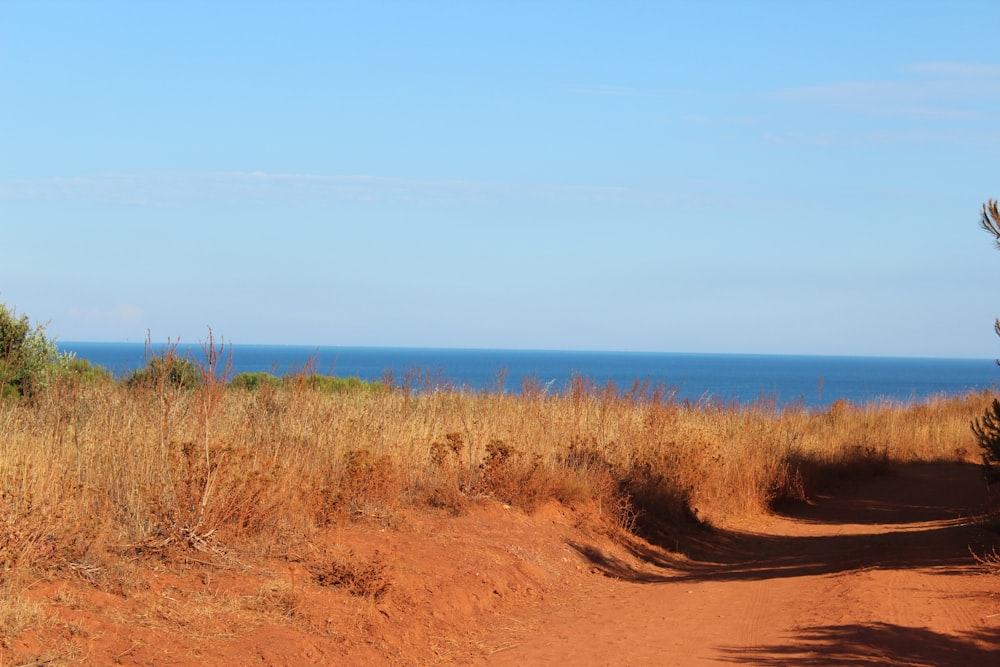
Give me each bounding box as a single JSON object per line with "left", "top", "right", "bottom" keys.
{"left": 6, "top": 462, "right": 1000, "bottom": 665}
{"left": 477, "top": 462, "right": 1000, "bottom": 666}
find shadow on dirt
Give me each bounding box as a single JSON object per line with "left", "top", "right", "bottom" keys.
{"left": 569, "top": 462, "right": 999, "bottom": 585}
{"left": 772, "top": 461, "right": 993, "bottom": 526}
{"left": 717, "top": 622, "right": 1000, "bottom": 666}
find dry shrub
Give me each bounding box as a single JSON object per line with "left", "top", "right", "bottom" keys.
{"left": 476, "top": 438, "right": 555, "bottom": 511}
{"left": 308, "top": 549, "right": 391, "bottom": 601}
{"left": 326, "top": 449, "right": 405, "bottom": 526}
{"left": 424, "top": 432, "right": 471, "bottom": 513}
{"left": 557, "top": 440, "right": 625, "bottom": 510}
{"left": 168, "top": 440, "right": 292, "bottom": 540}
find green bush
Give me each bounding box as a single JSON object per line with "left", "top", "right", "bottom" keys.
{"left": 294, "top": 374, "right": 383, "bottom": 394}
{"left": 971, "top": 398, "right": 1000, "bottom": 484}
{"left": 0, "top": 302, "right": 60, "bottom": 400}
{"left": 58, "top": 355, "right": 113, "bottom": 384}
{"left": 125, "top": 355, "right": 202, "bottom": 390}
{"left": 230, "top": 371, "right": 281, "bottom": 391}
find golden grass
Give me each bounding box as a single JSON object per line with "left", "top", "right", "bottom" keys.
{"left": 0, "top": 368, "right": 991, "bottom": 578}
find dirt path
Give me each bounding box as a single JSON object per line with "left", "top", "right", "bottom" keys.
{"left": 8, "top": 462, "right": 1000, "bottom": 665}
{"left": 475, "top": 463, "right": 1000, "bottom": 666}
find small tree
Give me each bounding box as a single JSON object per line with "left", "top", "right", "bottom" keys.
{"left": 0, "top": 302, "right": 59, "bottom": 400}
{"left": 972, "top": 199, "right": 1000, "bottom": 483}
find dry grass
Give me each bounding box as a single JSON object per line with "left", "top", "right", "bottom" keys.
{"left": 0, "top": 365, "right": 992, "bottom": 591}
{"left": 2, "top": 363, "right": 994, "bottom": 659}
{"left": 0, "top": 585, "right": 46, "bottom": 640}
{"left": 308, "top": 548, "right": 391, "bottom": 600}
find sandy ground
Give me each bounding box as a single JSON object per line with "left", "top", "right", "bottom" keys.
{"left": 6, "top": 462, "right": 1000, "bottom": 665}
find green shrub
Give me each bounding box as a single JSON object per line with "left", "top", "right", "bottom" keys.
{"left": 57, "top": 355, "right": 113, "bottom": 384}
{"left": 971, "top": 398, "right": 1000, "bottom": 484}
{"left": 294, "top": 374, "right": 382, "bottom": 394}
{"left": 230, "top": 371, "right": 281, "bottom": 391}
{"left": 0, "top": 302, "right": 60, "bottom": 400}
{"left": 125, "top": 355, "right": 202, "bottom": 390}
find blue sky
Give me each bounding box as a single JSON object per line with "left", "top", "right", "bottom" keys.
{"left": 2, "top": 1, "right": 999, "bottom": 357}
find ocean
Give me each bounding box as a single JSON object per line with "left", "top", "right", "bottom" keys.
{"left": 58, "top": 342, "right": 999, "bottom": 409}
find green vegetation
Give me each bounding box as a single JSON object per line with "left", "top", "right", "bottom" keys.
{"left": 230, "top": 371, "right": 282, "bottom": 390}
{"left": 0, "top": 301, "right": 385, "bottom": 400}
{"left": 971, "top": 398, "right": 1000, "bottom": 484}
{"left": 126, "top": 354, "right": 203, "bottom": 390}
{"left": 59, "top": 355, "right": 113, "bottom": 384}
{"left": 0, "top": 301, "right": 60, "bottom": 400}
{"left": 229, "top": 371, "right": 381, "bottom": 393}
{"left": 972, "top": 198, "right": 1000, "bottom": 483}
{"left": 298, "top": 373, "right": 383, "bottom": 394}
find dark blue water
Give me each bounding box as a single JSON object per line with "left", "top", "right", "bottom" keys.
{"left": 59, "top": 342, "right": 999, "bottom": 409}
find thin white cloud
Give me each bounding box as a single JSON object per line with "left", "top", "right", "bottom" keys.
{"left": 762, "top": 126, "right": 1000, "bottom": 149}
{"left": 904, "top": 62, "right": 1000, "bottom": 77}
{"left": 0, "top": 172, "right": 416, "bottom": 207}
{"left": 0, "top": 170, "right": 754, "bottom": 210}
{"left": 773, "top": 61, "right": 1000, "bottom": 119}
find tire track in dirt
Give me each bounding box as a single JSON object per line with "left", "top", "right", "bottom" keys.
{"left": 473, "top": 462, "right": 1000, "bottom": 666}
{"left": 839, "top": 473, "right": 995, "bottom": 644}
{"left": 732, "top": 577, "right": 769, "bottom": 663}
